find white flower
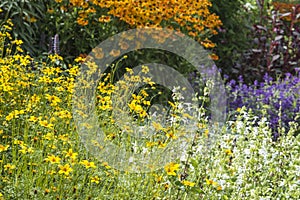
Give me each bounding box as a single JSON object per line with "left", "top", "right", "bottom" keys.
{"left": 244, "top": 149, "right": 251, "bottom": 156}
{"left": 236, "top": 121, "right": 244, "bottom": 131}
{"left": 244, "top": 2, "right": 255, "bottom": 10}
{"left": 258, "top": 148, "right": 267, "bottom": 160}
{"left": 259, "top": 197, "right": 271, "bottom": 200}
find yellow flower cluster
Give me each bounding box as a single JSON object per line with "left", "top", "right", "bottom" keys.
{"left": 97, "top": 79, "right": 114, "bottom": 111}
{"left": 128, "top": 93, "right": 150, "bottom": 119}
{"left": 0, "top": 19, "right": 227, "bottom": 198}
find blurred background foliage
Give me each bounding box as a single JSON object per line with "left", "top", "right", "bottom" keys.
{"left": 0, "top": 0, "right": 47, "bottom": 55}
{"left": 0, "top": 0, "right": 299, "bottom": 83}
{"left": 209, "top": 0, "right": 254, "bottom": 79}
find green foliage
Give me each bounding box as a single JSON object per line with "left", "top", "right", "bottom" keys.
{"left": 0, "top": 0, "right": 47, "bottom": 56}
{"left": 209, "top": 0, "right": 254, "bottom": 78}
{"left": 42, "top": 1, "right": 128, "bottom": 61}
{"left": 236, "top": 1, "right": 300, "bottom": 82}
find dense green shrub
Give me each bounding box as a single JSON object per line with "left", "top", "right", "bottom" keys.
{"left": 42, "top": 0, "right": 128, "bottom": 61}
{"left": 233, "top": 0, "right": 300, "bottom": 83}
{"left": 209, "top": 0, "right": 254, "bottom": 78}
{"left": 0, "top": 0, "right": 48, "bottom": 56}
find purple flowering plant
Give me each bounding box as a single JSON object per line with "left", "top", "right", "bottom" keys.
{"left": 226, "top": 71, "right": 300, "bottom": 136}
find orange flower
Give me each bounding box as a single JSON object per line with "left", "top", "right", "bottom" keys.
{"left": 77, "top": 17, "right": 89, "bottom": 26}
{"left": 92, "top": 47, "right": 104, "bottom": 59}
{"left": 119, "top": 40, "right": 129, "bottom": 50}
{"left": 72, "top": 0, "right": 222, "bottom": 47}
{"left": 98, "top": 15, "right": 111, "bottom": 23}
{"left": 209, "top": 53, "right": 219, "bottom": 61}
{"left": 109, "top": 49, "right": 121, "bottom": 57}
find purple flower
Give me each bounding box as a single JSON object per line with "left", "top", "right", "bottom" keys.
{"left": 226, "top": 72, "right": 300, "bottom": 133}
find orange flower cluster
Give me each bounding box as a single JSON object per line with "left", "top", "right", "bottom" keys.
{"left": 68, "top": 0, "right": 97, "bottom": 26}
{"left": 63, "top": 0, "right": 222, "bottom": 48}
{"left": 70, "top": 0, "right": 88, "bottom": 8}
{"left": 96, "top": 0, "right": 221, "bottom": 45}
{"left": 272, "top": 2, "right": 300, "bottom": 22}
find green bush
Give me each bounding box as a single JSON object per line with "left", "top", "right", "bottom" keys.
{"left": 0, "top": 0, "right": 47, "bottom": 56}
{"left": 209, "top": 0, "right": 254, "bottom": 78}
{"left": 235, "top": 0, "right": 300, "bottom": 82}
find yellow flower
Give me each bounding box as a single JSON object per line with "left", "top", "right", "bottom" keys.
{"left": 45, "top": 94, "right": 61, "bottom": 107}
{"left": 80, "top": 160, "right": 96, "bottom": 169}
{"left": 47, "top": 170, "right": 56, "bottom": 175}
{"left": 182, "top": 180, "right": 196, "bottom": 187}
{"left": 58, "top": 164, "right": 73, "bottom": 176}
{"left": 166, "top": 130, "right": 177, "bottom": 139}
{"left": 12, "top": 39, "right": 23, "bottom": 45}
{"left": 164, "top": 183, "right": 169, "bottom": 190}
{"left": 14, "top": 140, "right": 24, "bottom": 145}
{"left": 45, "top": 155, "right": 61, "bottom": 164}
{"left": 4, "top": 163, "right": 16, "bottom": 171}
{"left": 141, "top": 65, "right": 149, "bottom": 73}
{"left": 0, "top": 144, "right": 9, "bottom": 152}
{"left": 64, "top": 149, "right": 78, "bottom": 160}
{"left": 205, "top": 178, "right": 219, "bottom": 187}
{"left": 74, "top": 56, "right": 85, "bottom": 63}
{"left": 19, "top": 145, "right": 28, "bottom": 154}
{"left": 91, "top": 176, "right": 100, "bottom": 184}
{"left": 27, "top": 147, "right": 34, "bottom": 153}
{"left": 146, "top": 141, "right": 156, "bottom": 148}
{"left": 152, "top": 122, "right": 163, "bottom": 131}
{"left": 206, "top": 179, "right": 214, "bottom": 185}
{"left": 77, "top": 17, "right": 89, "bottom": 26}
{"left": 102, "top": 162, "right": 111, "bottom": 169}
{"left": 105, "top": 133, "right": 116, "bottom": 141}
{"left": 204, "top": 129, "right": 209, "bottom": 137}
{"left": 29, "top": 17, "right": 37, "bottom": 23}
{"left": 48, "top": 54, "right": 63, "bottom": 62}
{"left": 158, "top": 140, "right": 167, "bottom": 148}
{"left": 16, "top": 46, "right": 23, "bottom": 52}
{"left": 216, "top": 185, "right": 222, "bottom": 191}
{"left": 154, "top": 174, "right": 163, "bottom": 183}
{"left": 58, "top": 134, "right": 69, "bottom": 142}
{"left": 39, "top": 120, "right": 54, "bottom": 129}
{"left": 224, "top": 149, "right": 233, "bottom": 156}
{"left": 51, "top": 186, "right": 57, "bottom": 192}
{"left": 29, "top": 116, "right": 38, "bottom": 122}
{"left": 164, "top": 162, "right": 180, "bottom": 176}
{"left": 142, "top": 77, "right": 155, "bottom": 85}
{"left": 43, "top": 132, "right": 55, "bottom": 140}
